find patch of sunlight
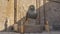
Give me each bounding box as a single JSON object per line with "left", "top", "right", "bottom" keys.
{"left": 0, "top": 26, "right": 4, "bottom": 31}
{"left": 36, "top": 0, "right": 49, "bottom": 9}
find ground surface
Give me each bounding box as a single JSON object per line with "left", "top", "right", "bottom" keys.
{"left": 0, "top": 31, "right": 60, "bottom": 34}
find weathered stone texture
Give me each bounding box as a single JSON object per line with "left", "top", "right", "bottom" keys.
{"left": 45, "top": 1, "right": 60, "bottom": 26}
{"left": 0, "top": 0, "right": 14, "bottom": 31}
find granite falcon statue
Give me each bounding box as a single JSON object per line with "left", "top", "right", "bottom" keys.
{"left": 26, "top": 5, "right": 37, "bottom": 19}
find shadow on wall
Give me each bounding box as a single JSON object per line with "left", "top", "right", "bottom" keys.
{"left": 1, "top": 0, "right": 60, "bottom": 32}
